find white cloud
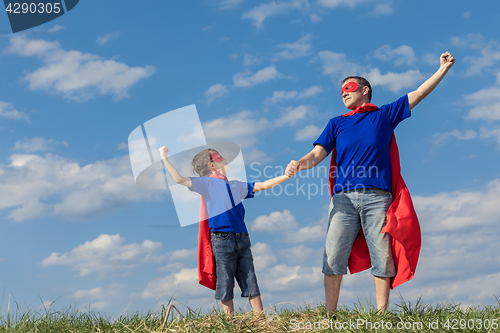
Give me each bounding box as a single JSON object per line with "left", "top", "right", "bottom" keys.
{"left": 117, "top": 142, "right": 128, "bottom": 150}
{"left": 464, "top": 86, "right": 500, "bottom": 121}
{"left": 298, "top": 85, "right": 323, "bottom": 98}
{"left": 468, "top": 103, "right": 500, "bottom": 120}
{"left": 216, "top": 0, "right": 243, "bottom": 10}
{"left": 96, "top": 32, "right": 120, "bottom": 45}
{"left": 317, "top": 50, "right": 425, "bottom": 93}
{"left": 264, "top": 85, "right": 322, "bottom": 105}
{"left": 243, "top": 54, "right": 264, "bottom": 66}
{"left": 243, "top": 148, "right": 273, "bottom": 165}
{"left": 0, "top": 153, "right": 162, "bottom": 222}
{"left": 318, "top": 0, "right": 370, "bottom": 9}
{"left": 275, "top": 105, "right": 312, "bottom": 126}
{"left": 450, "top": 33, "right": 486, "bottom": 50}
{"left": 463, "top": 11, "right": 470, "bottom": 19}
{"left": 432, "top": 129, "right": 478, "bottom": 145}
{"left": 230, "top": 53, "right": 239, "bottom": 61}
{"left": 202, "top": 111, "right": 273, "bottom": 165}
{"left": 41, "top": 234, "right": 172, "bottom": 278}
{"left": 451, "top": 34, "right": 500, "bottom": 76}
{"left": 252, "top": 242, "right": 279, "bottom": 271}
{"left": 276, "top": 214, "right": 327, "bottom": 244}
{"left": 422, "top": 52, "right": 438, "bottom": 65}
{"left": 372, "top": 45, "right": 416, "bottom": 66}
{"left": 309, "top": 13, "right": 321, "bottom": 22}
{"left": 11, "top": 137, "right": 68, "bottom": 152}
{"left": 205, "top": 83, "right": 229, "bottom": 103}
{"left": 242, "top": 0, "right": 308, "bottom": 29}
{"left": 250, "top": 209, "right": 299, "bottom": 232}
{"left": 295, "top": 124, "right": 322, "bottom": 141}
{"left": 282, "top": 224, "right": 325, "bottom": 243}
{"left": 393, "top": 180, "right": 500, "bottom": 306}
{"left": 316, "top": 51, "right": 363, "bottom": 80}
{"left": 86, "top": 301, "right": 112, "bottom": 311}
{"left": 0, "top": 101, "right": 29, "bottom": 121}
{"left": 6, "top": 35, "right": 155, "bottom": 101}
{"left": 413, "top": 179, "right": 500, "bottom": 232}
{"left": 414, "top": 272, "right": 500, "bottom": 304}
{"left": 9, "top": 199, "right": 51, "bottom": 222}
{"left": 272, "top": 34, "right": 313, "bottom": 62}
{"left": 202, "top": 110, "right": 269, "bottom": 149}
{"left": 70, "top": 284, "right": 127, "bottom": 302}
{"left": 233, "top": 66, "right": 282, "bottom": 87}
{"left": 370, "top": 2, "right": 393, "bottom": 16}
{"left": 465, "top": 47, "right": 500, "bottom": 77}
{"left": 47, "top": 24, "right": 65, "bottom": 32}
{"left": 141, "top": 267, "right": 209, "bottom": 299}
{"left": 265, "top": 90, "right": 297, "bottom": 104}
{"left": 479, "top": 126, "right": 500, "bottom": 147}
{"left": 278, "top": 245, "right": 315, "bottom": 264}
{"left": 257, "top": 264, "right": 323, "bottom": 292}
{"left": 365, "top": 68, "right": 425, "bottom": 93}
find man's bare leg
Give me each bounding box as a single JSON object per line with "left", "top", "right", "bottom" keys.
{"left": 249, "top": 295, "right": 263, "bottom": 314}
{"left": 324, "top": 274, "right": 343, "bottom": 313}
{"left": 374, "top": 276, "right": 390, "bottom": 312}
{"left": 221, "top": 300, "right": 234, "bottom": 315}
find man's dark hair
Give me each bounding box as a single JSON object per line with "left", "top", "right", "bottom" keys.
{"left": 341, "top": 76, "right": 372, "bottom": 102}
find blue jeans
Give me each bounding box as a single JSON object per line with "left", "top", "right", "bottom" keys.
{"left": 323, "top": 188, "right": 396, "bottom": 277}
{"left": 211, "top": 232, "right": 260, "bottom": 301}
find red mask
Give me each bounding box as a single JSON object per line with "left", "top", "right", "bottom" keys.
{"left": 210, "top": 152, "right": 224, "bottom": 162}
{"left": 341, "top": 81, "right": 359, "bottom": 94}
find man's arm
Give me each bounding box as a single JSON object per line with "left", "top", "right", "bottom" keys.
{"left": 253, "top": 174, "right": 291, "bottom": 192}
{"left": 159, "top": 146, "right": 193, "bottom": 187}
{"left": 285, "top": 144, "right": 329, "bottom": 177}
{"left": 407, "top": 52, "right": 455, "bottom": 110}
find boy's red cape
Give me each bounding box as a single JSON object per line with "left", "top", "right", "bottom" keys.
{"left": 198, "top": 200, "right": 217, "bottom": 290}
{"left": 329, "top": 104, "right": 421, "bottom": 289}
{"left": 197, "top": 171, "right": 226, "bottom": 290}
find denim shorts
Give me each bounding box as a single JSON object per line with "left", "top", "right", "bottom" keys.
{"left": 211, "top": 232, "right": 260, "bottom": 301}
{"left": 323, "top": 188, "right": 396, "bottom": 277}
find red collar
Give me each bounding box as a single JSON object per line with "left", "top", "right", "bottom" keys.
{"left": 209, "top": 170, "right": 228, "bottom": 181}
{"left": 341, "top": 103, "right": 378, "bottom": 117}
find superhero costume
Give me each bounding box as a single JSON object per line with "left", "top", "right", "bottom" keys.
{"left": 327, "top": 104, "right": 421, "bottom": 289}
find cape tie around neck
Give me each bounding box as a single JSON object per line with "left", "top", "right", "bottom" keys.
{"left": 341, "top": 103, "right": 378, "bottom": 117}
{"left": 211, "top": 169, "right": 228, "bottom": 181}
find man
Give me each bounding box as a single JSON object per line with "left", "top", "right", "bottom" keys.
{"left": 285, "top": 52, "right": 455, "bottom": 312}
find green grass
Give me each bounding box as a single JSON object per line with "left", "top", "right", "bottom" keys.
{"left": 0, "top": 296, "right": 499, "bottom": 332}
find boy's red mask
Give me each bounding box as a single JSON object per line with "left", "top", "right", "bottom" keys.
{"left": 341, "top": 82, "right": 359, "bottom": 93}
{"left": 210, "top": 152, "right": 224, "bottom": 162}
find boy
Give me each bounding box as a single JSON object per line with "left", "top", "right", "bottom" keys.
{"left": 160, "top": 146, "right": 290, "bottom": 315}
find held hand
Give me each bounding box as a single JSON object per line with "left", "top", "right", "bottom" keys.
{"left": 285, "top": 160, "right": 300, "bottom": 177}
{"left": 440, "top": 52, "right": 455, "bottom": 70}
{"left": 159, "top": 146, "right": 169, "bottom": 160}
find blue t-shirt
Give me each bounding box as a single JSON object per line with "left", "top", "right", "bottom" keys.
{"left": 189, "top": 177, "right": 255, "bottom": 232}
{"left": 314, "top": 95, "right": 410, "bottom": 194}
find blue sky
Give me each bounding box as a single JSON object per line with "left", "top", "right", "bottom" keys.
{"left": 1, "top": 0, "right": 500, "bottom": 316}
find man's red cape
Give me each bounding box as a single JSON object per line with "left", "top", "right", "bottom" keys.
{"left": 197, "top": 171, "right": 228, "bottom": 290}
{"left": 328, "top": 134, "right": 421, "bottom": 289}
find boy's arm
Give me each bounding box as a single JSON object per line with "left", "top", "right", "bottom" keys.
{"left": 159, "top": 146, "right": 192, "bottom": 187}
{"left": 253, "top": 174, "right": 291, "bottom": 192}
{"left": 407, "top": 52, "right": 455, "bottom": 110}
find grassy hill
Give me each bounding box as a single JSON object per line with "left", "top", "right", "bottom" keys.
{"left": 0, "top": 297, "right": 499, "bottom": 332}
